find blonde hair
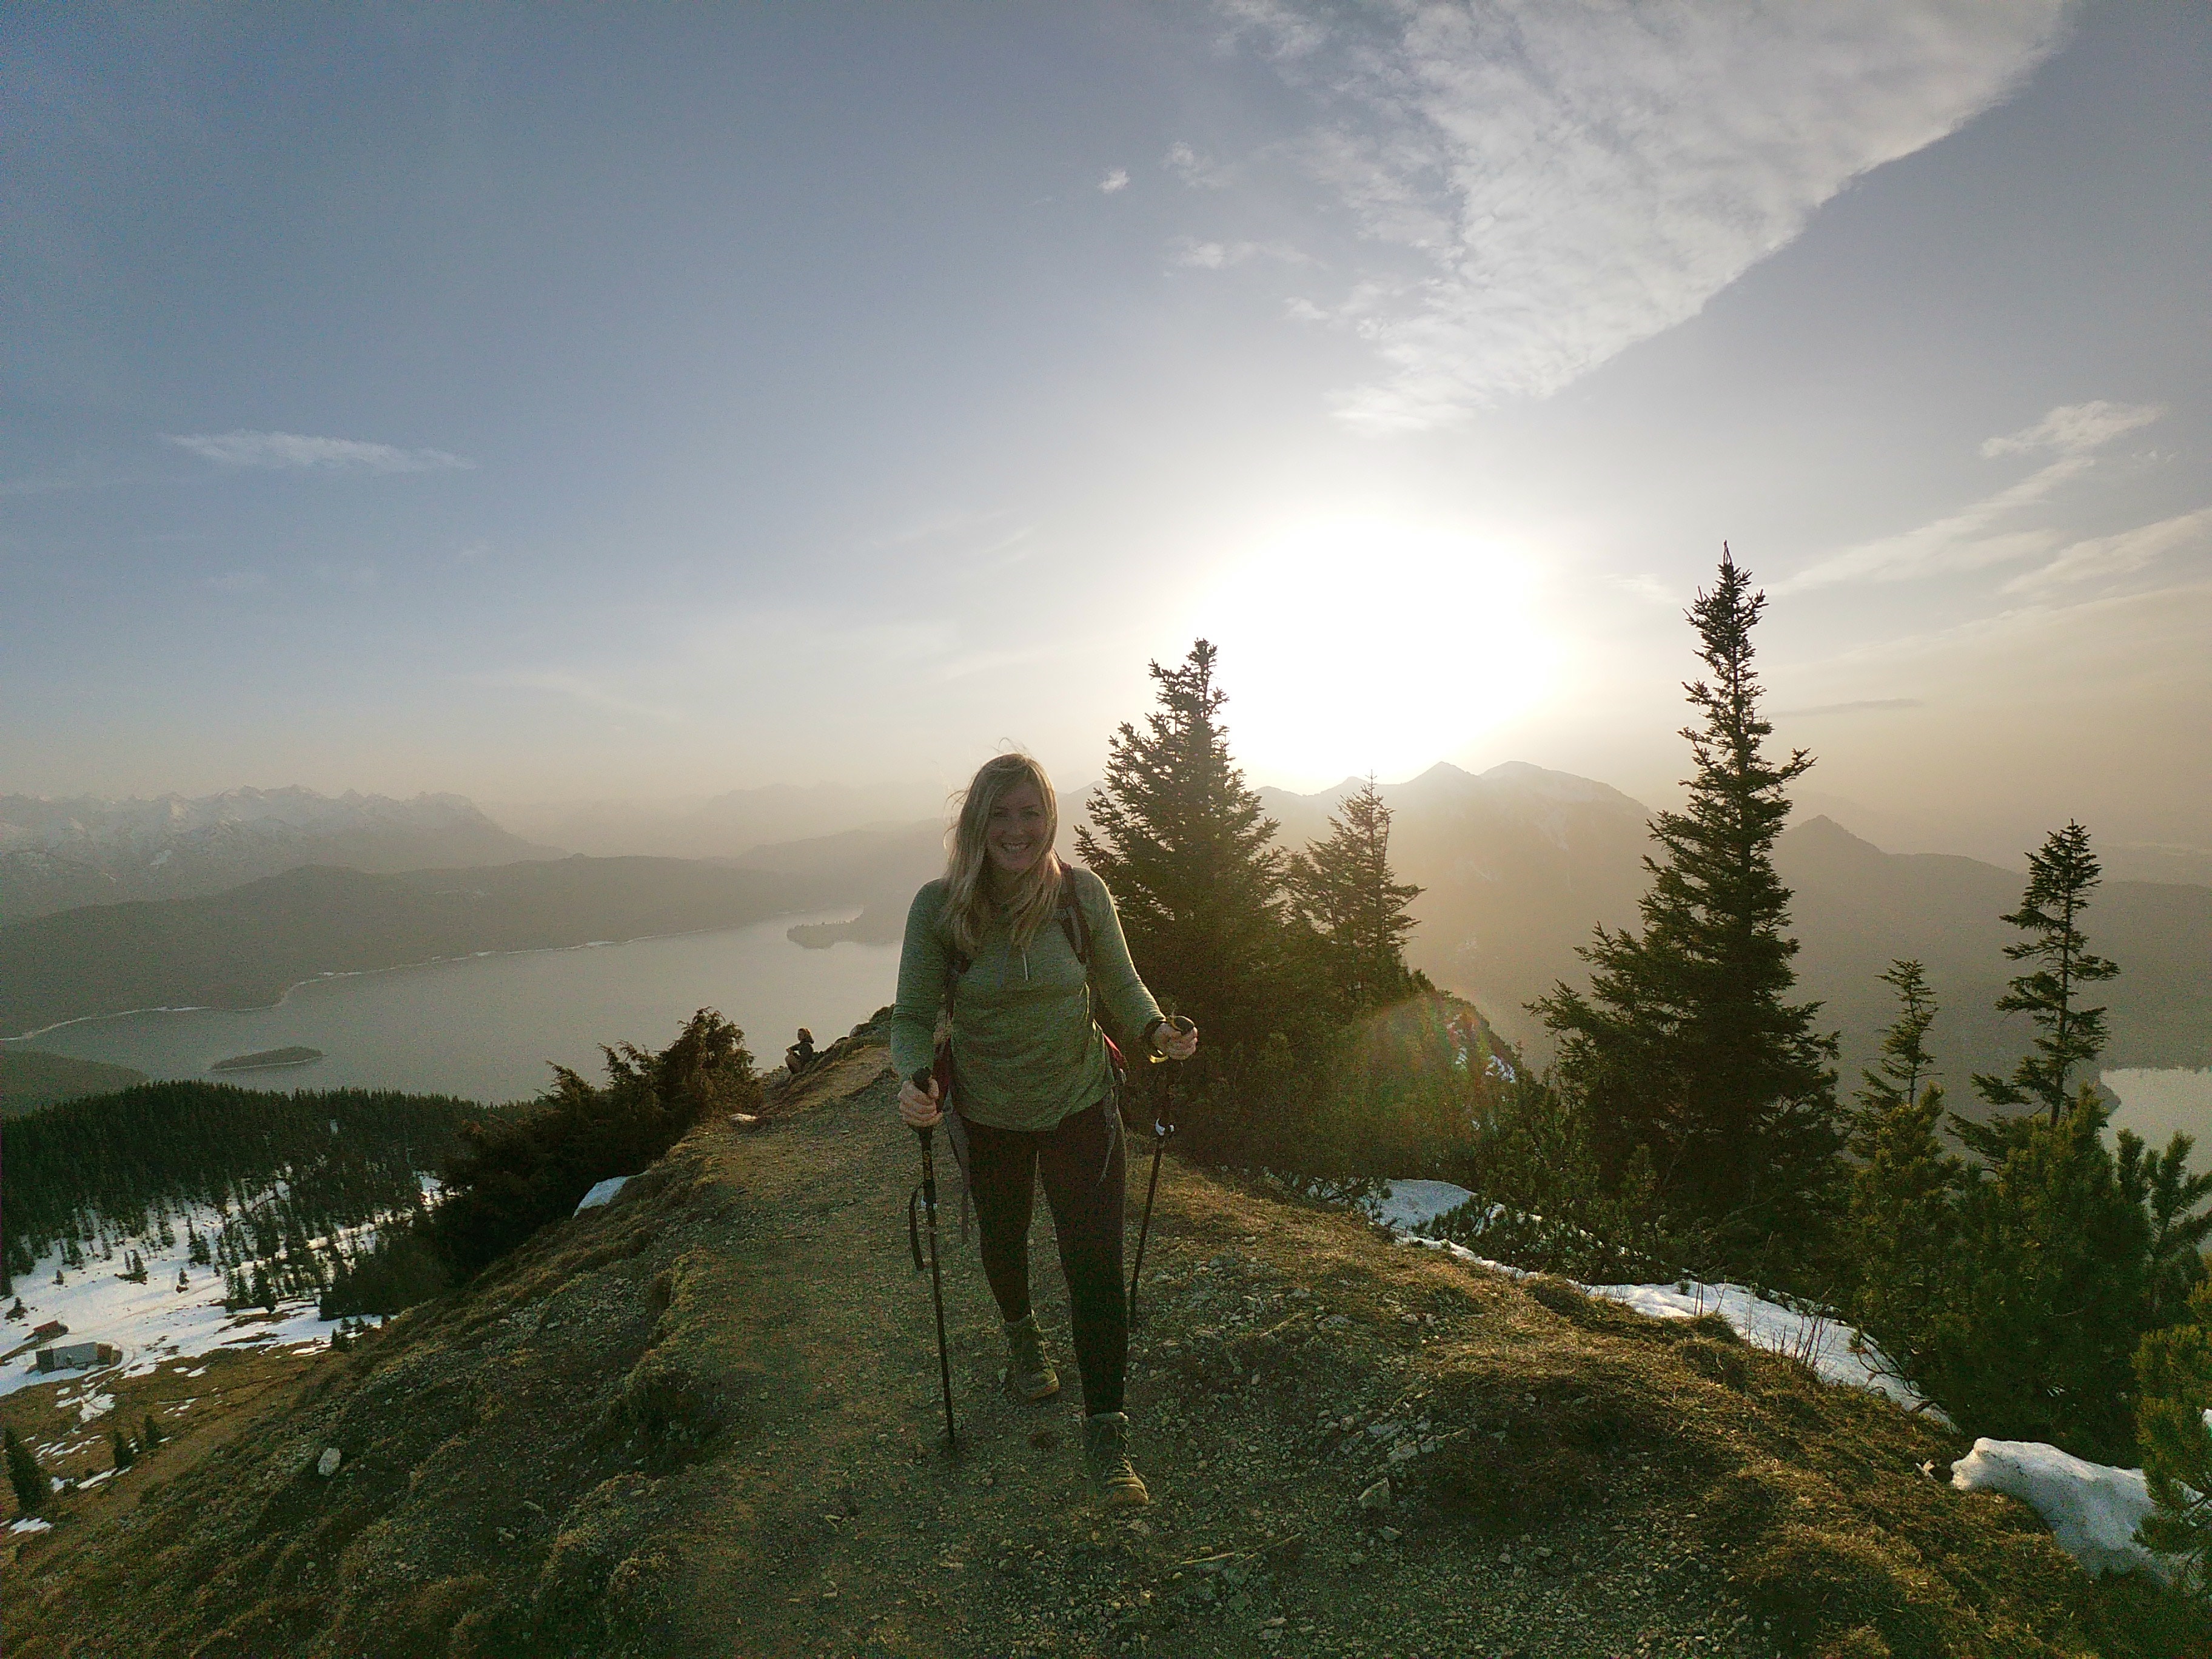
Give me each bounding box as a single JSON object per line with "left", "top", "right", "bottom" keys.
{"left": 943, "top": 752, "right": 1064, "bottom": 959}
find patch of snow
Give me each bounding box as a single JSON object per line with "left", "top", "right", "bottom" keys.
{"left": 1584, "top": 1281, "right": 1939, "bottom": 1418}
{"left": 574, "top": 1175, "right": 631, "bottom": 1214}
{"left": 10, "top": 1517, "right": 53, "bottom": 1534}
{"left": 75, "top": 1393, "right": 115, "bottom": 1426}
{"left": 1951, "top": 1438, "right": 2174, "bottom": 1581}
{"left": 1392, "top": 1225, "right": 1945, "bottom": 1419}
{"left": 1361, "top": 1181, "right": 1477, "bottom": 1232}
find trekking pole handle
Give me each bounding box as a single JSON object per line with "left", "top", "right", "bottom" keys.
{"left": 908, "top": 1068, "right": 939, "bottom": 1148}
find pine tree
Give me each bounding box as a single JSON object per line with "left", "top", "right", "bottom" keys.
{"left": 1936, "top": 1087, "right": 2150, "bottom": 1461}
{"left": 1286, "top": 776, "right": 1426, "bottom": 1017}
{"left": 1970, "top": 822, "right": 2119, "bottom": 1125}
{"left": 1078, "top": 638, "right": 1297, "bottom": 1053}
{"left": 1535, "top": 548, "right": 1840, "bottom": 1268}
{"left": 1844, "top": 962, "right": 1960, "bottom": 1383}
{"left": 141, "top": 1412, "right": 164, "bottom": 1450}
{"left": 2135, "top": 1278, "right": 2212, "bottom": 1590}
{"left": 110, "top": 1425, "right": 136, "bottom": 1470}
{"left": 5, "top": 1424, "right": 50, "bottom": 1517}
{"left": 1857, "top": 960, "right": 1938, "bottom": 1111}
{"left": 2116, "top": 1130, "right": 2212, "bottom": 1330}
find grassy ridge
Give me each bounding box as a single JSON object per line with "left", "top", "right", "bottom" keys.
{"left": 4, "top": 1045, "right": 2200, "bottom": 1658}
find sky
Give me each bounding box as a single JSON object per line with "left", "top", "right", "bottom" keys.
{"left": 5, "top": 1, "right": 2208, "bottom": 861}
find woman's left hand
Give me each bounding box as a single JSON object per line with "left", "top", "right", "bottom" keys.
{"left": 1157, "top": 1019, "right": 1198, "bottom": 1062}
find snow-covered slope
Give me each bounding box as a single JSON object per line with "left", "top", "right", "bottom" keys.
{"left": 2, "top": 1199, "right": 381, "bottom": 1403}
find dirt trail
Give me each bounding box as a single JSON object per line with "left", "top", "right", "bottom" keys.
{"left": 608, "top": 1054, "right": 1897, "bottom": 1658}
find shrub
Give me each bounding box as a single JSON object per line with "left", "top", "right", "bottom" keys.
{"left": 323, "top": 1008, "right": 760, "bottom": 1315}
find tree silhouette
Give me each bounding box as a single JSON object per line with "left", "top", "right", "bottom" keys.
{"left": 1286, "top": 776, "right": 1424, "bottom": 1016}
{"left": 1970, "top": 821, "right": 2119, "bottom": 1125}
{"left": 1078, "top": 638, "right": 1295, "bottom": 1051}
{"left": 1535, "top": 547, "right": 1839, "bottom": 1267}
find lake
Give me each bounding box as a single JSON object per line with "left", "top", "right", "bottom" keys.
{"left": 2105, "top": 1067, "right": 2212, "bottom": 1150}
{"left": 1, "top": 912, "right": 899, "bottom": 1103}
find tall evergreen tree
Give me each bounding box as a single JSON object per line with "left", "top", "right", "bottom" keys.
{"left": 1970, "top": 822, "right": 2119, "bottom": 1125}
{"left": 1535, "top": 548, "right": 1840, "bottom": 1267}
{"left": 1078, "top": 638, "right": 1296, "bottom": 1051}
{"left": 5, "top": 1424, "right": 50, "bottom": 1517}
{"left": 1286, "top": 776, "right": 1425, "bottom": 1016}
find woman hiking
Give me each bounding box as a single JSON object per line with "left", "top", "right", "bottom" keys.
{"left": 892, "top": 753, "right": 1198, "bottom": 1506}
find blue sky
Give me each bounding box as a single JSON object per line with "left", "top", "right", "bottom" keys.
{"left": 5, "top": 1, "right": 2207, "bottom": 857}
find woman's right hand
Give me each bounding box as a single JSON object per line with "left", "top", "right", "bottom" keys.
{"left": 899, "top": 1071, "right": 943, "bottom": 1130}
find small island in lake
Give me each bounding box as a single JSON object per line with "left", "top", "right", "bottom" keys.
{"left": 209, "top": 1045, "right": 326, "bottom": 1073}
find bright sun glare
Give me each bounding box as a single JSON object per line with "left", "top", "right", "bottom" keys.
{"left": 1190, "top": 518, "right": 1556, "bottom": 791}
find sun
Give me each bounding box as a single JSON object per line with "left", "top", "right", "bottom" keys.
{"left": 1187, "top": 517, "right": 1556, "bottom": 790}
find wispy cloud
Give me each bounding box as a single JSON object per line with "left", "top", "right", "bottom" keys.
{"left": 1981, "top": 400, "right": 2162, "bottom": 458}
{"left": 1098, "top": 168, "right": 1131, "bottom": 194}
{"left": 2002, "top": 507, "right": 2212, "bottom": 597}
{"left": 1168, "top": 236, "right": 1311, "bottom": 270}
{"left": 1218, "top": 0, "right": 2069, "bottom": 431}
{"left": 1783, "top": 400, "right": 2164, "bottom": 590}
{"left": 1164, "top": 141, "right": 1235, "bottom": 189}
{"left": 163, "top": 430, "right": 476, "bottom": 473}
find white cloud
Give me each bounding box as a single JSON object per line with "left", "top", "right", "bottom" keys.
{"left": 1783, "top": 401, "right": 2165, "bottom": 591}
{"left": 1220, "top": 0, "right": 2070, "bottom": 431}
{"left": 163, "top": 430, "right": 476, "bottom": 473}
{"left": 2003, "top": 507, "right": 2212, "bottom": 597}
{"left": 1099, "top": 168, "right": 1131, "bottom": 194}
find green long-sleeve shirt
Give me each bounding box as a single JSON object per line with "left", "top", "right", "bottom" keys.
{"left": 890, "top": 865, "right": 1164, "bottom": 1132}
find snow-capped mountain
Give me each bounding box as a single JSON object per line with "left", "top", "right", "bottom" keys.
{"left": 0, "top": 787, "right": 560, "bottom": 923}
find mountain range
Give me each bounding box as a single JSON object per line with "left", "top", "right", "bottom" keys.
{"left": 1262, "top": 762, "right": 2211, "bottom": 1084}
{"left": 0, "top": 787, "right": 560, "bottom": 924}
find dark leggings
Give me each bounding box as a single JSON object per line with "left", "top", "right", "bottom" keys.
{"left": 962, "top": 1100, "right": 1127, "bottom": 1416}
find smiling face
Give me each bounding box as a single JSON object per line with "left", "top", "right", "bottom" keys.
{"left": 985, "top": 780, "right": 1050, "bottom": 884}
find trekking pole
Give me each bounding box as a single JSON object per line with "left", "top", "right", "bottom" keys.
{"left": 907, "top": 1070, "right": 958, "bottom": 1453}
{"left": 1127, "top": 1017, "right": 1196, "bottom": 1323}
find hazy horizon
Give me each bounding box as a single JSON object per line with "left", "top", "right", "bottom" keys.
{"left": 6, "top": 3, "right": 2207, "bottom": 864}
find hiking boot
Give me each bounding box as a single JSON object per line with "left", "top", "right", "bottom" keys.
{"left": 1002, "top": 1312, "right": 1060, "bottom": 1402}
{"left": 1082, "top": 1411, "right": 1149, "bottom": 1507}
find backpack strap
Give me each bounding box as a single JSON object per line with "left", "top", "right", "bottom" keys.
{"left": 1057, "top": 876, "right": 1091, "bottom": 968}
